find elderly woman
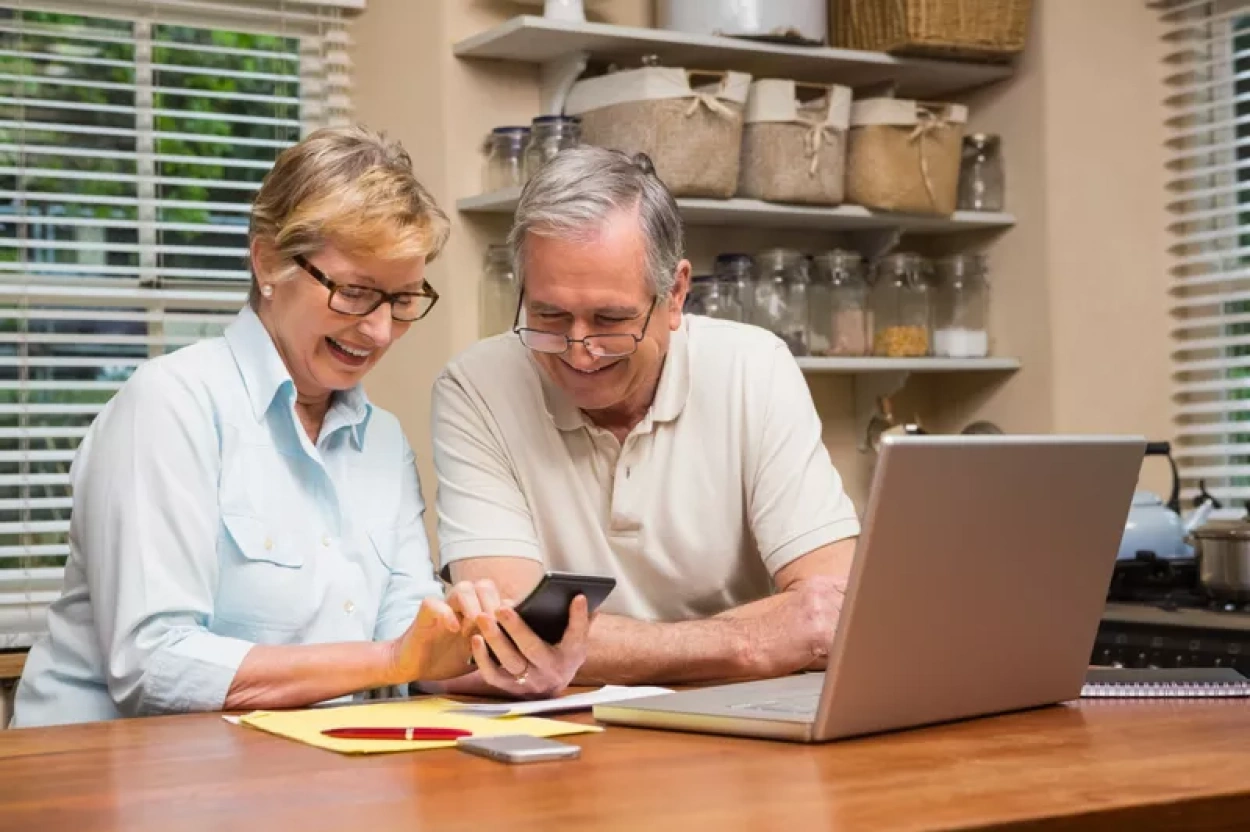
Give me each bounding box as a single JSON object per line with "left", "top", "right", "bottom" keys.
{"left": 12, "top": 126, "right": 589, "bottom": 728}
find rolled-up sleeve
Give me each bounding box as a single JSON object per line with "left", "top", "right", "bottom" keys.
{"left": 371, "top": 441, "right": 442, "bottom": 643}
{"left": 75, "top": 362, "right": 253, "bottom": 716}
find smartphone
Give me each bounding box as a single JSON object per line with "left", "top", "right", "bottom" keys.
{"left": 457, "top": 735, "right": 581, "bottom": 764}
{"left": 513, "top": 571, "right": 616, "bottom": 644}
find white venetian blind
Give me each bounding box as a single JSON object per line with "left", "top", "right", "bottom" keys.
{"left": 0, "top": 0, "right": 354, "bottom": 646}
{"left": 1158, "top": 0, "right": 1250, "bottom": 505}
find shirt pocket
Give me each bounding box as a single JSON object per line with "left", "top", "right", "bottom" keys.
{"left": 213, "top": 513, "right": 318, "bottom": 637}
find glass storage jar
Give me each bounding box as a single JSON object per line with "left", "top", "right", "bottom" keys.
{"left": 685, "top": 275, "right": 743, "bottom": 322}
{"left": 703, "top": 277, "right": 745, "bottom": 322}
{"left": 810, "top": 249, "right": 869, "bottom": 357}
{"left": 523, "top": 115, "right": 581, "bottom": 181}
{"left": 479, "top": 244, "right": 518, "bottom": 338}
{"left": 684, "top": 275, "right": 713, "bottom": 315}
{"left": 713, "top": 253, "right": 754, "bottom": 324}
{"left": 752, "top": 248, "right": 809, "bottom": 355}
{"left": 957, "top": 133, "right": 1005, "bottom": 212}
{"left": 933, "top": 253, "right": 990, "bottom": 358}
{"left": 871, "top": 252, "right": 931, "bottom": 357}
{"left": 482, "top": 126, "right": 529, "bottom": 192}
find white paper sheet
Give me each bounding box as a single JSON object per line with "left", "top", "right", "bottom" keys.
{"left": 447, "top": 685, "right": 673, "bottom": 718}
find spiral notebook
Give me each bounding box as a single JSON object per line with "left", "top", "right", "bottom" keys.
{"left": 1081, "top": 667, "right": 1250, "bottom": 698}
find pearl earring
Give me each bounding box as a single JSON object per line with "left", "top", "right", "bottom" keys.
{"left": 260, "top": 284, "right": 274, "bottom": 298}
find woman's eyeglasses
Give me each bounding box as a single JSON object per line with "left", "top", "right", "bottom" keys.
{"left": 293, "top": 255, "right": 438, "bottom": 322}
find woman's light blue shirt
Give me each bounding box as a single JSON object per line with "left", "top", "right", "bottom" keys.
{"left": 13, "top": 306, "right": 441, "bottom": 727}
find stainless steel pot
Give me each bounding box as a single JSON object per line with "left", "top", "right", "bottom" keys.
{"left": 1192, "top": 520, "right": 1250, "bottom": 601}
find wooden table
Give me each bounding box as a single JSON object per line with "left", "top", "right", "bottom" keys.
{"left": 2, "top": 698, "right": 1250, "bottom": 832}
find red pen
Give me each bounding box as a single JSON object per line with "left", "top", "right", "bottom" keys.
{"left": 321, "top": 727, "right": 472, "bottom": 741}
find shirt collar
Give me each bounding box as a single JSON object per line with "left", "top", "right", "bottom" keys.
{"left": 224, "top": 305, "right": 373, "bottom": 448}
{"left": 537, "top": 317, "right": 691, "bottom": 433}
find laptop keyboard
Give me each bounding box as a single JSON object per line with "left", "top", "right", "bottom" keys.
{"left": 729, "top": 692, "right": 820, "bottom": 716}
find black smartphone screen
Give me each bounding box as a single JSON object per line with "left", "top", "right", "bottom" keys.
{"left": 513, "top": 572, "right": 616, "bottom": 644}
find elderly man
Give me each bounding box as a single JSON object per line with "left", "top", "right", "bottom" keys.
{"left": 431, "top": 146, "right": 860, "bottom": 687}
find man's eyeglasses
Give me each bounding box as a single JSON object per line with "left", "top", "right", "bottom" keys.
{"left": 293, "top": 254, "right": 439, "bottom": 323}
{"left": 512, "top": 291, "right": 657, "bottom": 358}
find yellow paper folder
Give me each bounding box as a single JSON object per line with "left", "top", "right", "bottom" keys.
{"left": 237, "top": 696, "right": 601, "bottom": 755}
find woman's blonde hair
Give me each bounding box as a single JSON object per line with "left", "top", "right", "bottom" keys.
{"left": 247, "top": 124, "right": 449, "bottom": 307}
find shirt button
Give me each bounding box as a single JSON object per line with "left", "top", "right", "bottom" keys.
{"left": 263, "top": 538, "right": 274, "bottom": 550}
{"left": 322, "top": 535, "right": 331, "bottom": 547}
{"left": 343, "top": 600, "right": 356, "bottom": 615}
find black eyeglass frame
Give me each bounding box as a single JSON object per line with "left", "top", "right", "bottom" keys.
{"left": 293, "top": 254, "right": 439, "bottom": 322}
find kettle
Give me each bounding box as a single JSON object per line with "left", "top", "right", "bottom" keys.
{"left": 1117, "top": 441, "right": 1214, "bottom": 561}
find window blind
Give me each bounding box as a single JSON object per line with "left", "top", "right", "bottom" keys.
{"left": 0, "top": 0, "right": 353, "bottom": 647}
{"left": 1157, "top": 0, "right": 1250, "bottom": 505}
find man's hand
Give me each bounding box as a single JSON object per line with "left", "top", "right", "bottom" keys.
{"left": 469, "top": 594, "right": 592, "bottom": 699}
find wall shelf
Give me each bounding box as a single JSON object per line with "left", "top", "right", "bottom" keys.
{"left": 794, "top": 357, "right": 1019, "bottom": 451}
{"left": 797, "top": 357, "right": 1021, "bottom": 373}
{"left": 453, "top": 15, "right": 1013, "bottom": 100}
{"left": 458, "top": 189, "right": 1015, "bottom": 235}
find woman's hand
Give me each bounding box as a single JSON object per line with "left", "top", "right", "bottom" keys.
{"left": 386, "top": 583, "right": 494, "bottom": 684}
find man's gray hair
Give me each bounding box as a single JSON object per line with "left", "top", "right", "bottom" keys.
{"left": 508, "top": 146, "right": 685, "bottom": 297}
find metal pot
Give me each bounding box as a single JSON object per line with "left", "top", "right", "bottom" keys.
{"left": 1192, "top": 520, "right": 1250, "bottom": 601}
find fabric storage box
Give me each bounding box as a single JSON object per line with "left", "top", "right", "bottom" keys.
{"left": 845, "top": 98, "right": 966, "bottom": 216}
{"left": 738, "top": 79, "right": 851, "bottom": 206}
{"left": 828, "top": 0, "right": 1033, "bottom": 63}
{"left": 565, "top": 66, "right": 752, "bottom": 198}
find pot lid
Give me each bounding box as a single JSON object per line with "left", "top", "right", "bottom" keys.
{"left": 1192, "top": 519, "right": 1250, "bottom": 540}
{"left": 1131, "top": 490, "right": 1163, "bottom": 507}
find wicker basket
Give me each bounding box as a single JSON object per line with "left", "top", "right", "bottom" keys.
{"left": 738, "top": 80, "right": 851, "bottom": 206}
{"left": 565, "top": 67, "right": 751, "bottom": 199}
{"left": 829, "top": 0, "right": 1033, "bottom": 62}
{"left": 845, "top": 98, "right": 966, "bottom": 215}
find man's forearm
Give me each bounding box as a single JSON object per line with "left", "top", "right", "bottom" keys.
{"left": 575, "top": 592, "right": 802, "bottom": 686}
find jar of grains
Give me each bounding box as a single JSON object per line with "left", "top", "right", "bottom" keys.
{"left": 871, "top": 252, "right": 931, "bottom": 357}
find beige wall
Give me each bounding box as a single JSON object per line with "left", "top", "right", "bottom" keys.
{"left": 352, "top": 0, "right": 1176, "bottom": 526}
{"left": 1041, "top": 1, "right": 1173, "bottom": 465}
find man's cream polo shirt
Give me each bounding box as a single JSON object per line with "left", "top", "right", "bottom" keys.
{"left": 431, "top": 315, "right": 861, "bottom": 623}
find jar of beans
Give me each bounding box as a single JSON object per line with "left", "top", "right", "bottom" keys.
{"left": 871, "top": 252, "right": 931, "bottom": 358}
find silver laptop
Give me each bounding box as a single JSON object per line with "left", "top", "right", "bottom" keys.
{"left": 594, "top": 434, "right": 1144, "bottom": 743}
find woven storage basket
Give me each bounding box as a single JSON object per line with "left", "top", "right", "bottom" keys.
{"left": 829, "top": 0, "right": 1032, "bottom": 62}
{"left": 565, "top": 67, "right": 751, "bottom": 199}
{"left": 845, "top": 98, "right": 966, "bottom": 215}
{"left": 738, "top": 79, "right": 851, "bottom": 206}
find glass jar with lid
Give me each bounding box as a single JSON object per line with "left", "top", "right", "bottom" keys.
{"left": 932, "top": 253, "right": 990, "bottom": 358}
{"left": 479, "top": 244, "right": 518, "bottom": 339}
{"left": 958, "top": 133, "right": 1005, "bottom": 212}
{"left": 752, "top": 248, "right": 809, "bottom": 355}
{"left": 810, "top": 250, "right": 869, "bottom": 357}
{"left": 871, "top": 252, "right": 931, "bottom": 358}
{"left": 704, "top": 277, "right": 745, "bottom": 322}
{"left": 482, "top": 126, "right": 529, "bottom": 193}
{"left": 684, "top": 275, "right": 713, "bottom": 316}
{"left": 713, "top": 253, "right": 754, "bottom": 324}
{"left": 685, "top": 275, "right": 743, "bottom": 322}
{"left": 810, "top": 251, "right": 870, "bottom": 357}
{"left": 523, "top": 115, "right": 581, "bottom": 181}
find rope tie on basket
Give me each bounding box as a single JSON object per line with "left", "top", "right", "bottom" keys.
{"left": 797, "top": 115, "right": 838, "bottom": 177}
{"left": 684, "top": 92, "right": 735, "bottom": 120}
{"left": 908, "top": 107, "right": 947, "bottom": 211}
